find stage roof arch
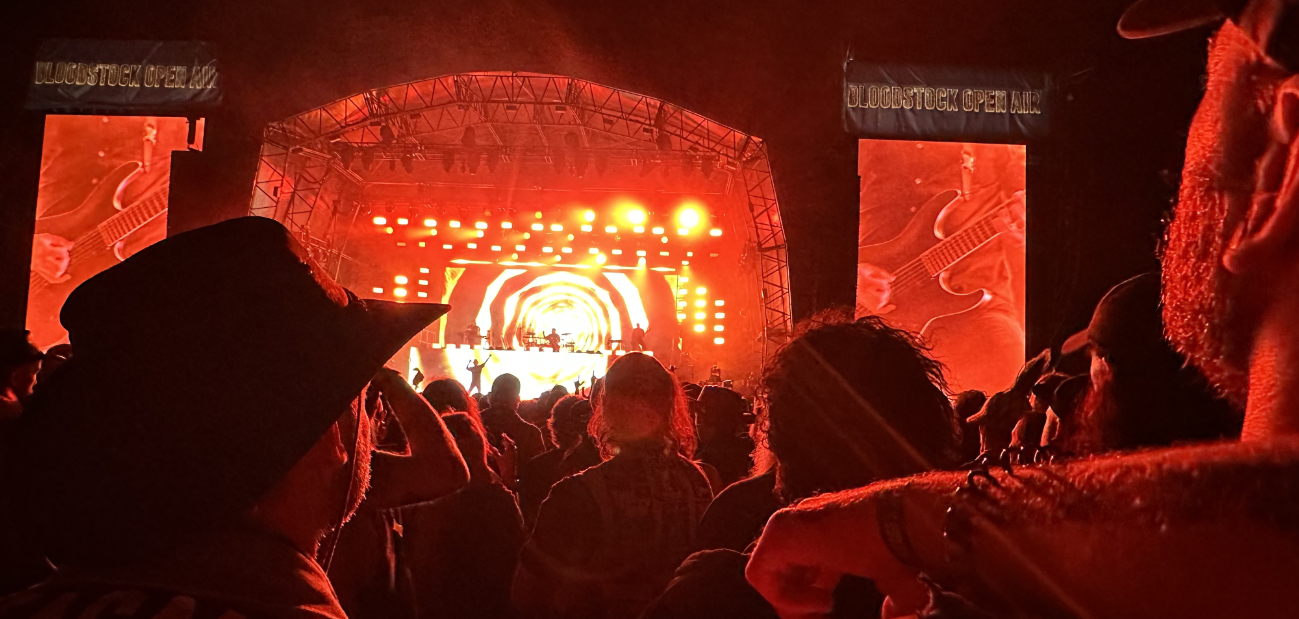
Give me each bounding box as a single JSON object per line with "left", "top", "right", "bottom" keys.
{"left": 250, "top": 71, "right": 791, "bottom": 358}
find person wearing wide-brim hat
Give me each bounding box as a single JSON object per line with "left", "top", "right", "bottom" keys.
{"left": 0, "top": 217, "right": 468, "bottom": 619}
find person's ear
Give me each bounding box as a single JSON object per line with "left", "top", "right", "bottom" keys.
{"left": 1224, "top": 75, "right": 1299, "bottom": 274}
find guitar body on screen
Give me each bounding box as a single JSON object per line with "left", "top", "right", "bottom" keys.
{"left": 858, "top": 189, "right": 1023, "bottom": 336}
{"left": 28, "top": 161, "right": 169, "bottom": 348}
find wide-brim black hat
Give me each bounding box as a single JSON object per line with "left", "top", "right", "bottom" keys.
{"left": 5, "top": 217, "right": 448, "bottom": 564}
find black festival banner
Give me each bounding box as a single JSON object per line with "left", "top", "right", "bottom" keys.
{"left": 27, "top": 39, "right": 221, "bottom": 112}
{"left": 844, "top": 63, "right": 1049, "bottom": 142}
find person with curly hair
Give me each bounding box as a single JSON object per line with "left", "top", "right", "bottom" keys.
{"left": 512, "top": 353, "right": 713, "bottom": 619}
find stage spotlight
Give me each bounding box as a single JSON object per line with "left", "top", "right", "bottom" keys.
{"left": 567, "top": 234, "right": 575, "bottom": 241}
{"left": 501, "top": 222, "right": 512, "bottom": 229}
{"left": 695, "top": 299, "right": 706, "bottom": 307}
{"left": 612, "top": 249, "right": 623, "bottom": 255}
{"left": 678, "top": 207, "right": 700, "bottom": 228}
{"left": 677, "top": 313, "right": 687, "bottom": 321}
{"left": 709, "top": 228, "right": 722, "bottom": 237}
{"left": 380, "top": 124, "right": 396, "bottom": 143}
{"left": 420, "top": 268, "right": 430, "bottom": 273}
{"left": 696, "top": 287, "right": 706, "bottom": 295}
{"left": 476, "top": 230, "right": 485, "bottom": 238}
{"left": 373, "top": 216, "right": 387, "bottom": 225}
{"left": 467, "top": 243, "right": 477, "bottom": 249}
{"left": 714, "top": 325, "right": 724, "bottom": 332}
{"left": 475, "top": 222, "right": 488, "bottom": 229}
{"left": 605, "top": 226, "right": 618, "bottom": 234}
{"left": 694, "top": 312, "right": 705, "bottom": 320}
{"left": 596, "top": 253, "right": 607, "bottom": 264}
{"left": 634, "top": 226, "right": 645, "bottom": 234}
{"left": 561, "top": 247, "right": 573, "bottom": 253}
{"left": 694, "top": 324, "right": 705, "bottom": 333}
{"left": 584, "top": 210, "right": 596, "bottom": 222}
{"left": 417, "top": 292, "right": 428, "bottom": 298}
{"left": 395, "top": 275, "right": 409, "bottom": 284}
{"left": 443, "top": 244, "right": 453, "bottom": 250}
{"left": 715, "top": 300, "right": 724, "bottom": 306}
{"left": 423, "top": 219, "right": 436, "bottom": 227}
{"left": 543, "top": 247, "right": 553, "bottom": 253}
{"left": 678, "top": 300, "right": 687, "bottom": 308}
{"left": 372, "top": 287, "right": 384, "bottom": 294}
{"left": 589, "top": 248, "right": 599, "bottom": 254}
{"left": 551, "top": 224, "right": 563, "bottom": 232}
{"left": 516, "top": 245, "right": 526, "bottom": 251}
{"left": 401, "top": 155, "right": 414, "bottom": 174}
{"left": 681, "top": 260, "right": 689, "bottom": 265}
{"left": 531, "top": 223, "right": 544, "bottom": 231}
{"left": 394, "top": 288, "right": 408, "bottom": 297}
{"left": 450, "top": 221, "right": 461, "bottom": 228}
{"left": 512, "top": 253, "right": 519, "bottom": 260}
{"left": 535, "top": 212, "right": 543, "bottom": 219}
{"left": 661, "top": 237, "right": 669, "bottom": 243}
{"left": 628, "top": 209, "right": 646, "bottom": 225}
{"left": 652, "top": 227, "right": 664, "bottom": 235}
{"left": 715, "top": 313, "right": 725, "bottom": 319}
{"left": 397, "top": 218, "right": 409, "bottom": 225}
{"left": 713, "top": 337, "right": 724, "bottom": 345}
{"left": 524, "top": 233, "right": 531, "bottom": 239}
{"left": 385, "top": 227, "right": 394, "bottom": 234}
{"left": 581, "top": 225, "right": 592, "bottom": 232}
{"left": 636, "top": 250, "right": 647, "bottom": 257}
{"left": 637, "top": 257, "right": 647, "bottom": 267}
{"left": 491, "top": 246, "right": 501, "bottom": 252}
{"left": 677, "top": 228, "right": 689, "bottom": 235}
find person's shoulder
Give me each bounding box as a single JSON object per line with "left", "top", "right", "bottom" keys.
{"left": 716, "top": 469, "right": 778, "bottom": 499}
{"left": 0, "top": 581, "right": 276, "bottom": 619}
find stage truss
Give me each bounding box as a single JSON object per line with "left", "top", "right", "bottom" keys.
{"left": 249, "top": 72, "right": 792, "bottom": 361}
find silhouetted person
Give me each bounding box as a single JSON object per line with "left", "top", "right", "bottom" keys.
{"left": 1063, "top": 272, "right": 1241, "bottom": 455}
{"left": 697, "top": 316, "right": 961, "bottom": 556}
{"left": 402, "top": 413, "right": 526, "bottom": 619}
{"left": 517, "top": 396, "right": 601, "bottom": 527}
{"left": 693, "top": 386, "right": 754, "bottom": 489}
{"left": 482, "top": 374, "right": 546, "bottom": 466}
{"left": 545, "top": 329, "right": 561, "bottom": 352}
{"left": 0, "top": 218, "right": 467, "bottom": 619}
{"left": 629, "top": 323, "right": 646, "bottom": 351}
{"left": 466, "top": 359, "right": 488, "bottom": 394}
{"left": 0, "top": 330, "right": 49, "bottom": 595}
{"left": 423, "top": 377, "right": 480, "bottom": 421}
{"left": 513, "top": 353, "right": 713, "bottom": 619}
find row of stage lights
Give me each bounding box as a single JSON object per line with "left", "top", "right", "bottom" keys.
{"left": 369, "top": 202, "right": 723, "bottom": 271}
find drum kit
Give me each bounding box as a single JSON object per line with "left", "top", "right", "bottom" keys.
{"left": 521, "top": 331, "right": 578, "bottom": 351}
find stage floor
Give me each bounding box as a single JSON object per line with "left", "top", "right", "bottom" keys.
{"left": 414, "top": 345, "right": 652, "bottom": 399}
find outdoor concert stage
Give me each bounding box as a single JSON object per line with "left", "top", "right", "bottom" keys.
{"left": 246, "top": 72, "right": 791, "bottom": 396}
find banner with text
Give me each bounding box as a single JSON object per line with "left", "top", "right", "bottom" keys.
{"left": 844, "top": 63, "right": 1048, "bottom": 142}
{"left": 27, "top": 39, "right": 221, "bottom": 111}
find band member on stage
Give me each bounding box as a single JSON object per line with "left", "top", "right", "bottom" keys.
{"left": 545, "top": 328, "right": 561, "bottom": 352}
{"left": 463, "top": 322, "right": 482, "bottom": 346}
{"left": 466, "top": 358, "right": 488, "bottom": 395}
{"left": 708, "top": 364, "right": 722, "bottom": 384}
{"left": 628, "top": 323, "right": 647, "bottom": 352}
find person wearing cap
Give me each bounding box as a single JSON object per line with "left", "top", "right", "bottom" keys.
{"left": 745, "top": 2, "right": 1299, "bottom": 616}
{"left": 0, "top": 217, "right": 468, "bottom": 619}
{"left": 693, "top": 386, "right": 754, "bottom": 489}
{"left": 1058, "top": 272, "right": 1240, "bottom": 454}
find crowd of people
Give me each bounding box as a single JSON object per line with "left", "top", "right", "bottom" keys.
{"left": 3, "top": 2, "right": 1299, "bottom": 617}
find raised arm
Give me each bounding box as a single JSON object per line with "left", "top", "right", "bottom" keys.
{"left": 366, "top": 368, "right": 469, "bottom": 509}
{"left": 746, "top": 438, "right": 1299, "bottom": 618}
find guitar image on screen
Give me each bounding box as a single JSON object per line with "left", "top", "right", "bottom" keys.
{"left": 857, "top": 189, "right": 1025, "bottom": 335}
{"left": 27, "top": 161, "right": 169, "bottom": 348}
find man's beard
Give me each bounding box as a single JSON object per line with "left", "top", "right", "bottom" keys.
{"left": 1161, "top": 181, "right": 1252, "bottom": 407}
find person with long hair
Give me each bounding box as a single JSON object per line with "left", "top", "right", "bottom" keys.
{"left": 422, "top": 377, "right": 481, "bottom": 421}
{"left": 696, "top": 315, "right": 963, "bottom": 555}
{"left": 512, "top": 353, "right": 713, "bottom": 619}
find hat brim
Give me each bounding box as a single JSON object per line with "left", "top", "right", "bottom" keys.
{"left": 1118, "top": 0, "right": 1229, "bottom": 39}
